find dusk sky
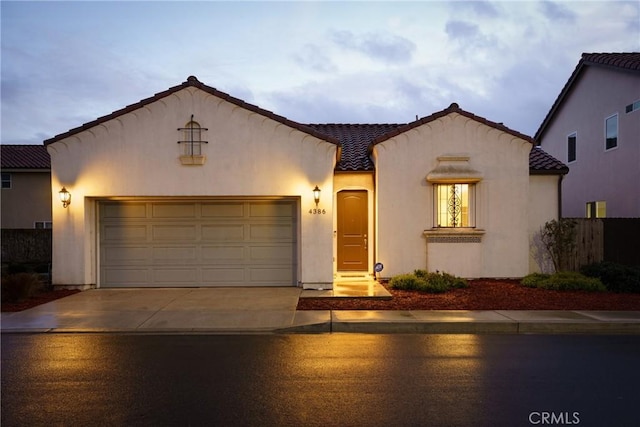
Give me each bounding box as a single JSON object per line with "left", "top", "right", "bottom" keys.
{"left": 2, "top": 1, "right": 638, "bottom": 145}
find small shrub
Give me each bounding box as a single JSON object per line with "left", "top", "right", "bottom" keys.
{"left": 580, "top": 262, "right": 640, "bottom": 293}
{"left": 539, "top": 218, "right": 577, "bottom": 272}
{"left": 521, "top": 272, "right": 550, "bottom": 288}
{"left": 390, "top": 270, "right": 468, "bottom": 293}
{"left": 1, "top": 273, "right": 43, "bottom": 302}
{"left": 521, "top": 271, "right": 605, "bottom": 292}
{"left": 389, "top": 273, "right": 425, "bottom": 291}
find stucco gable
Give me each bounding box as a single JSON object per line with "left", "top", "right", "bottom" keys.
{"left": 371, "top": 103, "right": 535, "bottom": 146}
{"left": 44, "top": 76, "right": 338, "bottom": 146}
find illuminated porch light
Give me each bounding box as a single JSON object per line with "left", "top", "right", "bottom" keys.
{"left": 59, "top": 187, "right": 71, "bottom": 208}
{"left": 313, "top": 186, "right": 321, "bottom": 206}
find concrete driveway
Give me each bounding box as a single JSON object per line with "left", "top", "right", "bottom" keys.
{"left": 1, "top": 287, "right": 328, "bottom": 333}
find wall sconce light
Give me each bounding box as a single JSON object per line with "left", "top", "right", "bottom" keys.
{"left": 59, "top": 187, "right": 71, "bottom": 208}
{"left": 313, "top": 186, "right": 321, "bottom": 206}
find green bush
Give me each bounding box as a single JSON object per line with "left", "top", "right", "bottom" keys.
{"left": 521, "top": 271, "right": 606, "bottom": 292}
{"left": 1, "top": 273, "right": 43, "bottom": 302}
{"left": 390, "top": 270, "right": 468, "bottom": 293}
{"left": 580, "top": 262, "right": 640, "bottom": 293}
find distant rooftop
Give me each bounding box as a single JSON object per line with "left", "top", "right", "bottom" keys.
{"left": 1, "top": 144, "right": 50, "bottom": 169}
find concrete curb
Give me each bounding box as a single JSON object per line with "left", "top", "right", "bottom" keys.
{"left": 3, "top": 309, "right": 640, "bottom": 335}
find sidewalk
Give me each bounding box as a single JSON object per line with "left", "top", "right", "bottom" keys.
{"left": 1, "top": 287, "right": 639, "bottom": 334}
{"left": 290, "top": 309, "right": 640, "bottom": 334}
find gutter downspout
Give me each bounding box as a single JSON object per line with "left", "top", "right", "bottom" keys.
{"left": 558, "top": 174, "right": 564, "bottom": 219}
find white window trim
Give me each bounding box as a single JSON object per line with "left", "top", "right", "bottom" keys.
{"left": 625, "top": 100, "right": 640, "bottom": 114}
{"left": 567, "top": 131, "right": 577, "bottom": 163}
{"left": 604, "top": 113, "right": 618, "bottom": 152}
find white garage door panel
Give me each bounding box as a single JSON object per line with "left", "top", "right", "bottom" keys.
{"left": 201, "top": 224, "right": 245, "bottom": 240}
{"left": 100, "top": 200, "right": 297, "bottom": 287}
{"left": 103, "top": 246, "right": 150, "bottom": 264}
{"left": 104, "top": 268, "right": 150, "bottom": 285}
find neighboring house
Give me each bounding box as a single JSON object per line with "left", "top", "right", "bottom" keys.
{"left": 1, "top": 144, "right": 52, "bottom": 229}
{"left": 535, "top": 52, "right": 640, "bottom": 218}
{"left": 44, "top": 76, "right": 567, "bottom": 289}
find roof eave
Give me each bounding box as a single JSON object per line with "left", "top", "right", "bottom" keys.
{"left": 44, "top": 76, "right": 339, "bottom": 146}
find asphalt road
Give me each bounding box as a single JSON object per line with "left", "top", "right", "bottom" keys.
{"left": 2, "top": 334, "right": 639, "bottom": 427}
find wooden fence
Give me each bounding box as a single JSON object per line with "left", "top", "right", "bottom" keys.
{"left": 1, "top": 229, "right": 52, "bottom": 265}
{"left": 567, "top": 218, "right": 640, "bottom": 270}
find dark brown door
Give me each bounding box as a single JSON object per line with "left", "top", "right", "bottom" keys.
{"left": 337, "top": 190, "right": 368, "bottom": 271}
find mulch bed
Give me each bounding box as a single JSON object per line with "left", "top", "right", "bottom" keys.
{"left": 296, "top": 279, "right": 640, "bottom": 311}
{"left": 1, "top": 289, "right": 80, "bottom": 312}
{"left": 3, "top": 280, "right": 639, "bottom": 312}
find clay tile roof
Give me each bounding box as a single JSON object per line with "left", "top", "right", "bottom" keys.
{"left": 44, "top": 76, "right": 338, "bottom": 146}
{"left": 307, "top": 104, "right": 565, "bottom": 174}
{"left": 529, "top": 146, "right": 569, "bottom": 175}
{"left": 535, "top": 52, "right": 640, "bottom": 141}
{"left": 306, "top": 123, "right": 402, "bottom": 171}
{"left": 581, "top": 52, "right": 640, "bottom": 70}
{"left": 1, "top": 144, "right": 50, "bottom": 169}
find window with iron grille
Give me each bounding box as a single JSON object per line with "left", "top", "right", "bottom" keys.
{"left": 435, "top": 183, "right": 475, "bottom": 228}
{"left": 177, "top": 115, "right": 208, "bottom": 156}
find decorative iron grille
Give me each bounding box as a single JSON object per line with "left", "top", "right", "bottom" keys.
{"left": 177, "top": 114, "right": 208, "bottom": 155}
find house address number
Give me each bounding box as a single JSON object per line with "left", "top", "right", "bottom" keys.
{"left": 309, "top": 209, "right": 327, "bottom": 215}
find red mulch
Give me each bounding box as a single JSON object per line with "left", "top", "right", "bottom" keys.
{"left": 296, "top": 279, "right": 640, "bottom": 311}
{"left": 3, "top": 281, "right": 639, "bottom": 312}
{"left": 1, "top": 289, "right": 80, "bottom": 312}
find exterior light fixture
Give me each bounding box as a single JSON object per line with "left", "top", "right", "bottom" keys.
{"left": 313, "top": 186, "right": 321, "bottom": 206}
{"left": 59, "top": 187, "right": 71, "bottom": 208}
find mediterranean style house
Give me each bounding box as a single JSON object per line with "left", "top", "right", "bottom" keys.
{"left": 1, "top": 144, "right": 52, "bottom": 229}
{"left": 535, "top": 52, "right": 640, "bottom": 218}
{"left": 44, "top": 76, "right": 567, "bottom": 289}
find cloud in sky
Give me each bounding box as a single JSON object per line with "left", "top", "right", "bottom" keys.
{"left": 330, "top": 30, "right": 417, "bottom": 64}
{"left": 1, "top": 1, "right": 638, "bottom": 145}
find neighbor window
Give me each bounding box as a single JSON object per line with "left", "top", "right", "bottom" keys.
{"left": 586, "top": 201, "right": 606, "bottom": 218}
{"left": 605, "top": 114, "right": 618, "bottom": 150}
{"left": 34, "top": 221, "right": 52, "bottom": 229}
{"left": 625, "top": 100, "right": 640, "bottom": 113}
{"left": 567, "top": 132, "right": 577, "bottom": 163}
{"left": 1, "top": 173, "right": 11, "bottom": 189}
{"left": 435, "top": 183, "right": 475, "bottom": 228}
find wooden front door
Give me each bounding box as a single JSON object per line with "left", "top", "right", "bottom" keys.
{"left": 337, "top": 190, "right": 368, "bottom": 271}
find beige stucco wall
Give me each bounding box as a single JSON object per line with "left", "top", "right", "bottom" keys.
{"left": 47, "top": 87, "right": 336, "bottom": 288}
{"left": 1, "top": 171, "right": 51, "bottom": 228}
{"left": 528, "top": 173, "right": 562, "bottom": 273}
{"left": 374, "top": 112, "right": 533, "bottom": 278}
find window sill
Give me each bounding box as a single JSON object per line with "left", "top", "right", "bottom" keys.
{"left": 179, "top": 155, "right": 206, "bottom": 165}
{"left": 424, "top": 228, "right": 485, "bottom": 243}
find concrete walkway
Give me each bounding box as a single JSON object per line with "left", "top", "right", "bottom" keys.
{"left": 2, "top": 287, "right": 640, "bottom": 334}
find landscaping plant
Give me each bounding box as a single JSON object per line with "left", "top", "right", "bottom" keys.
{"left": 1, "top": 273, "right": 43, "bottom": 303}
{"left": 580, "top": 261, "right": 640, "bottom": 293}
{"left": 539, "top": 218, "right": 577, "bottom": 272}
{"left": 389, "top": 270, "right": 468, "bottom": 293}
{"left": 521, "top": 271, "right": 605, "bottom": 292}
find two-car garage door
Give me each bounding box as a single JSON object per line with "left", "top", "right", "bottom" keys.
{"left": 99, "top": 200, "right": 297, "bottom": 287}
